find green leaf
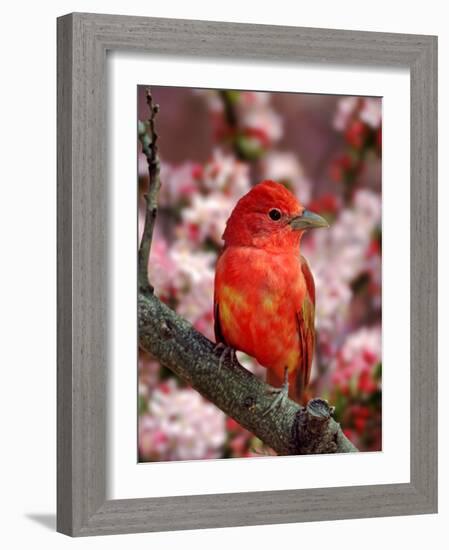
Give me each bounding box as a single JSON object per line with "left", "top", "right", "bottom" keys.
{"left": 234, "top": 135, "right": 264, "bottom": 161}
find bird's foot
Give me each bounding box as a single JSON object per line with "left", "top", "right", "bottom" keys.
{"left": 262, "top": 367, "right": 289, "bottom": 417}
{"left": 213, "top": 343, "right": 236, "bottom": 372}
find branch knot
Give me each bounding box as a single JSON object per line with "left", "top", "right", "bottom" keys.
{"left": 290, "top": 398, "right": 338, "bottom": 454}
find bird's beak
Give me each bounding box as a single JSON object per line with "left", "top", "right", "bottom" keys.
{"left": 289, "top": 209, "right": 329, "bottom": 230}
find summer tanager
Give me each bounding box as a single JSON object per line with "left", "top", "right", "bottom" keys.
{"left": 214, "top": 180, "right": 328, "bottom": 405}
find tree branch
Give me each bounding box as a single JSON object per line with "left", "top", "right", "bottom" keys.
{"left": 138, "top": 88, "right": 358, "bottom": 456}
{"left": 139, "top": 292, "right": 357, "bottom": 454}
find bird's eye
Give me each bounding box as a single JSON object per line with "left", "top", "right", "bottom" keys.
{"left": 268, "top": 208, "right": 282, "bottom": 221}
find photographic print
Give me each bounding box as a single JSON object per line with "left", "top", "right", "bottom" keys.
{"left": 137, "top": 85, "right": 382, "bottom": 462}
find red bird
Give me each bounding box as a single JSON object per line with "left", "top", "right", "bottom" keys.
{"left": 214, "top": 180, "right": 328, "bottom": 405}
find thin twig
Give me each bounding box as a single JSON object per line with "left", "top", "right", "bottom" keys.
{"left": 138, "top": 89, "right": 161, "bottom": 294}
{"left": 219, "top": 90, "right": 252, "bottom": 161}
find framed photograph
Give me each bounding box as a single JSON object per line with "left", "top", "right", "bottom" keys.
{"left": 57, "top": 13, "right": 437, "bottom": 536}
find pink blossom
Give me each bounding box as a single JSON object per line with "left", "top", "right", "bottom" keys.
{"left": 157, "top": 161, "right": 200, "bottom": 208}
{"left": 139, "top": 380, "right": 226, "bottom": 461}
{"left": 139, "top": 415, "right": 170, "bottom": 460}
{"left": 145, "top": 236, "right": 216, "bottom": 321}
{"left": 363, "top": 247, "right": 382, "bottom": 309}
{"left": 353, "top": 189, "right": 381, "bottom": 227}
{"left": 147, "top": 235, "right": 177, "bottom": 301}
{"left": 201, "top": 149, "right": 251, "bottom": 199}
{"left": 177, "top": 279, "right": 215, "bottom": 340}
{"left": 180, "top": 193, "right": 233, "bottom": 245}
{"left": 331, "top": 325, "right": 381, "bottom": 390}
{"left": 168, "top": 240, "right": 215, "bottom": 291}
{"left": 138, "top": 352, "right": 161, "bottom": 398}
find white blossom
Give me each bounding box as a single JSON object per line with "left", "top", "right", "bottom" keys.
{"left": 260, "top": 151, "right": 311, "bottom": 203}
{"left": 180, "top": 193, "right": 233, "bottom": 245}
{"left": 333, "top": 96, "right": 358, "bottom": 131}
{"left": 359, "top": 98, "right": 382, "bottom": 129}
{"left": 201, "top": 149, "right": 251, "bottom": 199}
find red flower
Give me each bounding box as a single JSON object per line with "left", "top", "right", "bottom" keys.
{"left": 226, "top": 417, "right": 240, "bottom": 432}
{"left": 354, "top": 416, "right": 367, "bottom": 433}
{"left": 362, "top": 349, "right": 377, "bottom": 365}
{"left": 158, "top": 382, "right": 172, "bottom": 395}
{"left": 230, "top": 434, "right": 248, "bottom": 455}
{"left": 366, "top": 239, "right": 381, "bottom": 258}
{"left": 191, "top": 164, "right": 203, "bottom": 180}
{"left": 153, "top": 431, "right": 168, "bottom": 445}
{"left": 308, "top": 193, "right": 341, "bottom": 216}
{"left": 358, "top": 370, "right": 377, "bottom": 394}
{"left": 329, "top": 154, "right": 354, "bottom": 182}
{"left": 242, "top": 127, "right": 271, "bottom": 149}
{"left": 351, "top": 404, "right": 371, "bottom": 419}
{"left": 376, "top": 127, "right": 382, "bottom": 155}
{"left": 186, "top": 223, "right": 200, "bottom": 241}
{"left": 345, "top": 120, "right": 368, "bottom": 149}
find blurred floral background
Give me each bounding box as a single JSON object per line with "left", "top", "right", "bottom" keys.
{"left": 138, "top": 86, "right": 382, "bottom": 461}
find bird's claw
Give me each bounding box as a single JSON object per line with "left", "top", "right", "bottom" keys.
{"left": 262, "top": 367, "right": 290, "bottom": 417}
{"left": 214, "top": 343, "right": 236, "bottom": 372}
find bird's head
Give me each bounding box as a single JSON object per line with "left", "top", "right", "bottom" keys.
{"left": 222, "top": 180, "right": 329, "bottom": 251}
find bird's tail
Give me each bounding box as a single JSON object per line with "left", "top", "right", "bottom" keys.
{"left": 266, "top": 367, "right": 306, "bottom": 405}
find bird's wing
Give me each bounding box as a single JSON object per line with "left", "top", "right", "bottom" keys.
{"left": 213, "top": 250, "right": 227, "bottom": 346}
{"left": 213, "top": 301, "right": 227, "bottom": 345}
{"left": 295, "top": 255, "right": 316, "bottom": 396}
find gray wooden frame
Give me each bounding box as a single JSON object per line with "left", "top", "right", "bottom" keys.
{"left": 57, "top": 12, "right": 438, "bottom": 537}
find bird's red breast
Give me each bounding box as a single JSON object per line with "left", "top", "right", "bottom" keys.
{"left": 214, "top": 180, "right": 322, "bottom": 403}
